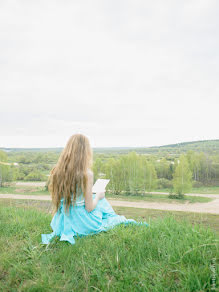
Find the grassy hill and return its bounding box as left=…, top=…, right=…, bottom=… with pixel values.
left=0, top=202, right=218, bottom=291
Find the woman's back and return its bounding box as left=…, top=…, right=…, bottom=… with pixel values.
left=74, top=189, right=85, bottom=206
left=60, top=187, right=85, bottom=207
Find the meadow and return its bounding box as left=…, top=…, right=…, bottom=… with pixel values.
left=0, top=199, right=218, bottom=291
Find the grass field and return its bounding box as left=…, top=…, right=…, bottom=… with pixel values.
left=1, top=199, right=219, bottom=234
left=0, top=199, right=218, bottom=291
left=0, top=186, right=213, bottom=204
left=0, top=186, right=49, bottom=196
left=155, top=186, right=219, bottom=194
left=106, top=193, right=212, bottom=204
left=190, top=186, right=219, bottom=194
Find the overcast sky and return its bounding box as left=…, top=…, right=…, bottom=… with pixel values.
left=1, top=1, right=219, bottom=148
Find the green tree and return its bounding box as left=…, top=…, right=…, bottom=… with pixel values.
left=93, top=158, right=105, bottom=181
left=0, top=150, right=7, bottom=162
left=24, top=171, right=47, bottom=181
left=0, top=165, right=14, bottom=186
left=173, top=154, right=192, bottom=198
left=155, top=157, right=171, bottom=179
left=146, top=162, right=158, bottom=192
left=0, top=151, right=14, bottom=186
left=107, top=152, right=157, bottom=196
left=105, top=158, right=124, bottom=195
left=139, top=156, right=157, bottom=193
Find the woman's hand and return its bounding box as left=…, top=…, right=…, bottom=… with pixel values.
left=96, top=191, right=105, bottom=200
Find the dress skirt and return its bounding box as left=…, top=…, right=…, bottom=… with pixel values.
left=41, top=197, right=149, bottom=245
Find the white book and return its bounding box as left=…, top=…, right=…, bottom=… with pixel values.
left=92, top=179, right=110, bottom=193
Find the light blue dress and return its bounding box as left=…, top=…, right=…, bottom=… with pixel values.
left=41, top=191, right=148, bottom=245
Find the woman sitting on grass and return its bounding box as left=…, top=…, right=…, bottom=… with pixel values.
left=41, top=133, right=148, bottom=245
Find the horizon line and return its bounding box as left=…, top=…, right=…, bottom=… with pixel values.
left=1, top=138, right=219, bottom=150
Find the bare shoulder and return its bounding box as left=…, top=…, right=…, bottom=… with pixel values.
left=86, top=169, right=94, bottom=189
left=87, top=169, right=94, bottom=179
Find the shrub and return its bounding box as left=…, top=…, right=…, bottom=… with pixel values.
left=24, top=171, right=47, bottom=181
left=192, top=180, right=204, bottom=188
left=157, top=178, right=173, bottom=189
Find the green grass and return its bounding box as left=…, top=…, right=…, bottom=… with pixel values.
left=0, top=186, right=48, bottom=196
left=106, top=193, right=212, bottom=204
left=0, top=186, right=17, bottom=193
left=155, top=186, right=219, bottom=194
left=190, top=186, right=219, bottom=194
left=0, top=186, right=213, bottom=204
left=0, top=200, right=218, bottom=291
left=1, top=198, right=219, bottom=234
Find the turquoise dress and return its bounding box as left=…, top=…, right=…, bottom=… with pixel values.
left=41, top=191, right=148, bottom=245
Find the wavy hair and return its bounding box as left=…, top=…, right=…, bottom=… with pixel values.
left=49, top=134, right=93, bottom=213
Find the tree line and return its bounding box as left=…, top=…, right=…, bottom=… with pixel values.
left=1, top=149, right=219, bottom=196
left=93, top=150, right=219, bottom=196
left=93, top=151, right=194, bottom=197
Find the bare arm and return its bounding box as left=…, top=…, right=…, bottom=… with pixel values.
left=84, top=171, right=105, bottom=212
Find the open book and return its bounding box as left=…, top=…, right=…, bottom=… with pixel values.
left=92, top=179, right=110, bottom=193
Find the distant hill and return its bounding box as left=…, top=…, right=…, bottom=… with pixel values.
left=93, top=140, right=219, bottom=156
left=0, top=147, right=63, bottom=153
left=1, top=139, right=219, bottom=156
left=143, top=139, right=219, bottom=156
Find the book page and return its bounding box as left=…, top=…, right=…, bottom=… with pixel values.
left=92, top=179, right=110, bottom=193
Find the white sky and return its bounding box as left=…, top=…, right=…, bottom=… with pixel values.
left=1, top=0, right=219, bottom=148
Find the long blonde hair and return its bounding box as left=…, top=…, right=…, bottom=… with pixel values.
left=49, top=134, right=93, bottom=213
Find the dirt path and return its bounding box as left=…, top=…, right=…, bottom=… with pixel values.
left=14, top=182, right=219, bottom=197
left=15, top=182, right=46, bottom=187
left=1, top=193, right=219, bottom=214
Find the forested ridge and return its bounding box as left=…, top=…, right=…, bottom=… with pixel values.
left=1, top=139, right=219, bottom=155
